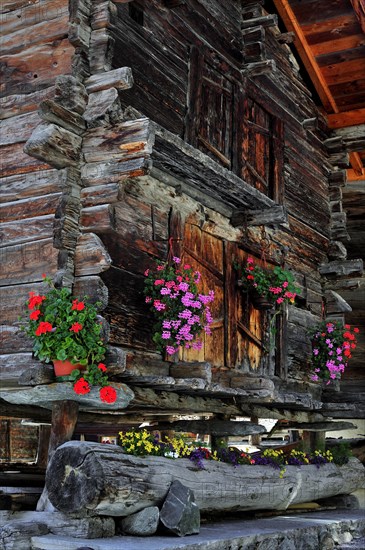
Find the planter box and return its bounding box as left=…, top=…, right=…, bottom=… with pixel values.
left=46, top=441, right=365, bottom=517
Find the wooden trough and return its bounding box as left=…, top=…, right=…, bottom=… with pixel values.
left=46, top=441, right=365, bottom=517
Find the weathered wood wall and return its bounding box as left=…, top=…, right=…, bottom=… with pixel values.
left=1, top=0, right=363, bottom=431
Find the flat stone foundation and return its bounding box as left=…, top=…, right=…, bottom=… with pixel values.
left=29, top=510, right=365, bottom=550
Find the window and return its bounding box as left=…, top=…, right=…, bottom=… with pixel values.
left=173, top=218, right=284, bottom=375
left=242, top=97, right=284, bottom=202
left=185, top=47, right=241, bottom=170
left=185, top=49, right=283, bottom=202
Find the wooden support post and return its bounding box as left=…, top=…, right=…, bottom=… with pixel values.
left=36, top=424, right=51, bottom=469
left=210, top=415, right=229, bottom=452
left=48, top=400, right=80, bottom=460
left=302, top=430, right=326, bottom=453
left=250, top=415, right=262, bottom=447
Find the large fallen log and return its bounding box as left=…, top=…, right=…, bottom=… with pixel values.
left=46, top=441, right=365, bottom=517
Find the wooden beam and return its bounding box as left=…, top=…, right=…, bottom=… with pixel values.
left=310, top=34, right=365, bottom=57
left=349, top=152, right=365, bottom=175
left=327, top=108, right=365, bottom=129
left=231, top=205, right=288, bottom=227
left=347, top=168, right=365, bottom=181
left=152, top=419, right=267, bottom=436
left=350, top=0, right=365, bottom=33
left=272, top=0, right=338, bottom=113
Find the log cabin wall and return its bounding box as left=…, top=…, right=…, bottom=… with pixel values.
left=0, top=0, right=362, bottom=429
left=91, top=0, right=334, bottom=383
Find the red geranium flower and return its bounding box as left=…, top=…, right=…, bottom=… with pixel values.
left=74, top=377, right=90, bottom=395
left=72, top=299, right=85, bottom=311
left=28, top=293, right=46, bottom=310
left=30, top=309, right=41, bottom=321
left=354, top=327, right=359, bottom=333
left=99, top=386, right=117, bottom=404
left=98, top=363, right=107, bottom=372
left=70, top=322, right=83, bottom=333
left=35, top=321, right=53, bottom=336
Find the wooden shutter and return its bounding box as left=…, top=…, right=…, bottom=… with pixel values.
left=180, top=225, right=272, bottom=372
left=226, top=244, right=269, bottom=372
left=242, top=97, right=283, bottom=202
left=185, top=48, right=234, bottom=169
left=180, top=223, right=225, bottom=366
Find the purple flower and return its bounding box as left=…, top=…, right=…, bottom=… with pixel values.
left=179, top=309, right=192, bottom=319
left=162, top=331, right=171, bottom=340
left=173, top=257, right=181, bottom=264
left=178, top=282, right=189, bottom=292
left=313, top=348, right=319, bottom=356
left=160, top=287, right=171, bottom=295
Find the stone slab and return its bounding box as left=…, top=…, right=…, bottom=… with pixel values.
left=30, top=510, right=365, bottom=550
left=0, top=382, right=134, bottom=411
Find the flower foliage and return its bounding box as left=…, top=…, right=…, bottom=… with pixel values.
left=310, top=321, right=359, bottom=384
left=23, top=275, right=116, bottom=404
left=144, top=257, right=215, bottom=356
left=119, top=429, right=254, bottom=469
left=234, top=256, right=298, bottom=306
left=118, top=430, right=340, bottom=474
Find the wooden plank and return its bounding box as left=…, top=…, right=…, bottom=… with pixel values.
left=321, top=58, right=365, bottom=86
left=38, top=100, right=86, bottom=136
left=272, top=0, right=338, bottom=112
left=350, top=0, right=365, bottom=33
left=0, top=39, right=74, bottom=98
left=24, top=123, right=82, bottom=169
left=1, top=0, right=68, bottom=35
left=347, top=168, right=365, bottom=181
left=80, top=205, right=116, bottom=233
left=82, top=118, right=154, bottom=163
left=327, top=108, right=365, bottom=128
left=349, top=152, right=365, bottom=175
left=81, top=157, right=151, bottom=186
left=0, top=169, right=62, bottom=203
left=0, top=142, right=52, bottom=177
left=316, top=45, right=365, bottom=68
left=0, top=215, right=55, bottom=246
left=0, top=193, right=61, bottom=222
left=303, top=15, right=361, bottom=45
left=1, top=10, right=69, bottom=56
left=0, top=112, right=42, bottom=146
left=155, top=419, right=267, bottom=436
left=0, top=239, right=58, bottom=287
left=311, top=33, right=365, bottom=56
left=0, top=86, right=55, bottom=120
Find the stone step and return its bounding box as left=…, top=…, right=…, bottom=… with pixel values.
left=30, top=510, right=365, bottom=550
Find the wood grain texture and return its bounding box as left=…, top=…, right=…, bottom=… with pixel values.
left=46, top=441, right=365, bottom=516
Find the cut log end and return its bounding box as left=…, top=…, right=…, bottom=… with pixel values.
left=46, top=441, right=105, bottom=512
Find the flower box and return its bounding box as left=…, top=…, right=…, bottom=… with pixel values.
left=45, top=442, right=364, bottom=517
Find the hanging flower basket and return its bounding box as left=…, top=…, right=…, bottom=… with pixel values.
left=309, top=321, right=359, bottom=385
left=234, top=256, right=299, bottom=311
left=248, top=288, right=275, bottom=311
